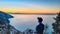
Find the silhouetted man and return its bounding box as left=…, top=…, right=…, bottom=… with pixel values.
left=36, top=17, right=44, bottom=34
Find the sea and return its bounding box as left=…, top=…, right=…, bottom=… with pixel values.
left=9, top=14, right=56, bottom=34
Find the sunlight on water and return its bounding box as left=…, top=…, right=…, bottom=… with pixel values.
left=10, top=14, right=56, bottom=34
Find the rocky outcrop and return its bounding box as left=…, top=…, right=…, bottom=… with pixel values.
left=0, top=11, right=21, bottom=34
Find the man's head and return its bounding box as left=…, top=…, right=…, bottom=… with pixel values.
left=37, top=17, right=43, bottom=23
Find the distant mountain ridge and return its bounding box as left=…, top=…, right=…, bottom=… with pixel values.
left=9, top=13, right=56, bottom=15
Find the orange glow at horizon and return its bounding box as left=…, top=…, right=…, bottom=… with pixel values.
left=0, top=8, right=60, bottom=14
left=0, top=0, right=60, bottom=14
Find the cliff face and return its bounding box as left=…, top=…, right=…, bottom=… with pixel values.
left=0, top=11, right=21, bottom=34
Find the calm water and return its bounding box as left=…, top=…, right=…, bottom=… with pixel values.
left=10, top=14, right=56, bottom=34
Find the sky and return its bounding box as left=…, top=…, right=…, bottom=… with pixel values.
left=0, top=0, right=60, bottom=13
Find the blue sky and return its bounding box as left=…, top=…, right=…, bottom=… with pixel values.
left=0, top=0, right=59, bottom=8
left=0, top=0, right=60, bottom=13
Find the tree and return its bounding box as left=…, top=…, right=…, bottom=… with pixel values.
left=52, top=12, right=60, bottom=34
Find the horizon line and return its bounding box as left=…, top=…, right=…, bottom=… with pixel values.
left=9, top=13, right=57, bottom=15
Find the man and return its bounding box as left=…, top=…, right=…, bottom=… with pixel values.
left=36, top=17, right=44, bottom=34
